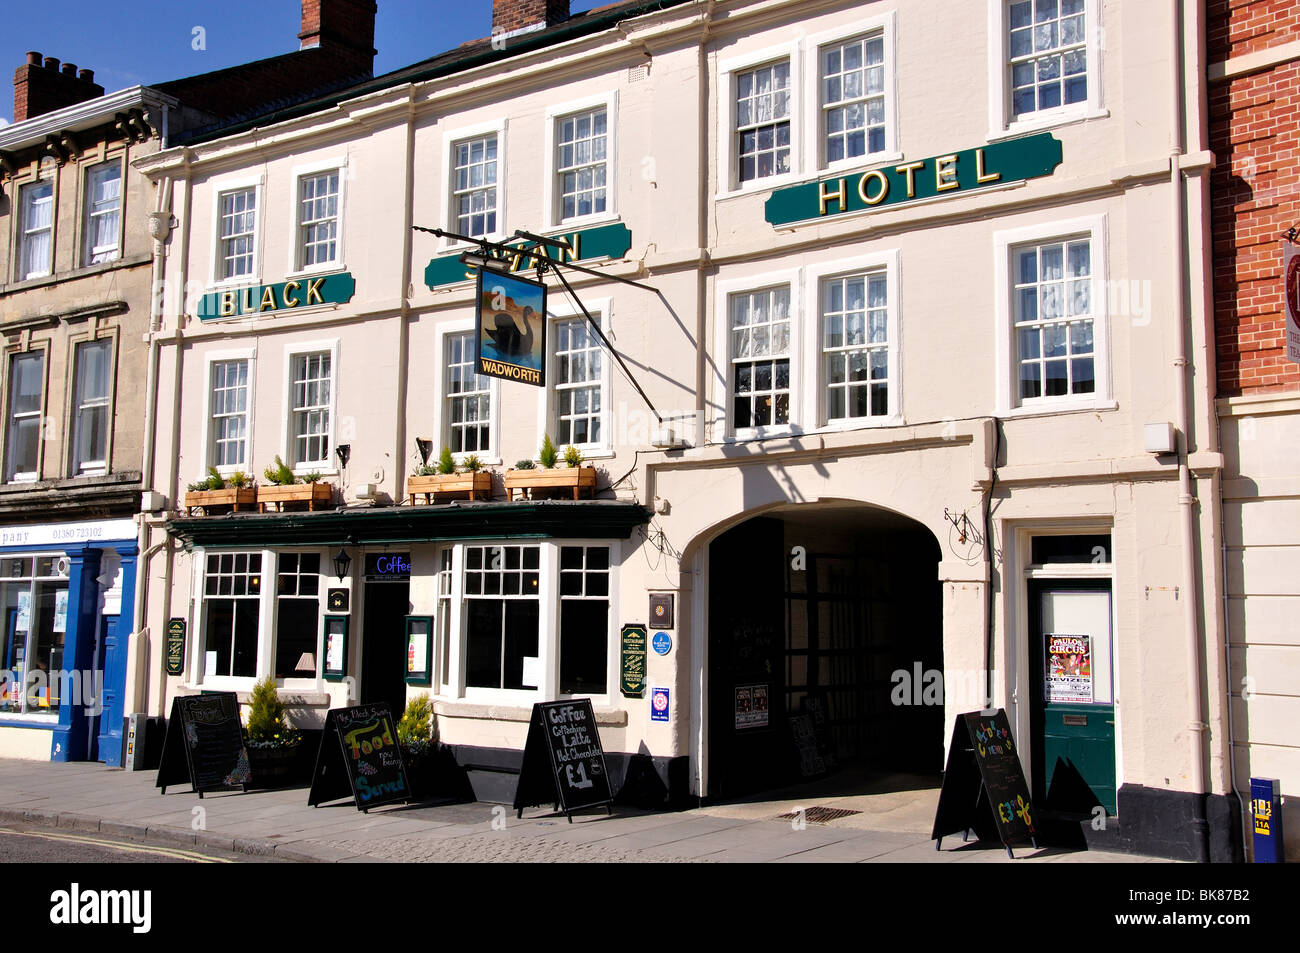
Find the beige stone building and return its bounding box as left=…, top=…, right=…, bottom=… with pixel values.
left=133, top=0, right=1257, bottom=860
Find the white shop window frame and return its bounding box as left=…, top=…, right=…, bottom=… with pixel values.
left=441, top=118, right=508, bottom=251
left=279, top=339, right=339, bottom=477
left=535, top=296, right=613, bottom=459
left=285, top=156, right=348, bottom=277
left=543, top=91, right=619, bottom=230
left=439, top=538, right=618, bottom=707
left=803, top=11, right=903, bottom=175
left=986, top=0, right=1106, bottom=141
left=80, top=157, right=125, bottom=267
left=16, top=177, right=56, bottom=282
left=189, top=546, right=328, bottom=692
left=433, top=319, right=501, bottom=466
left=717, top=41, right=804, bottom=197
left=993, top=214, right=1114, bottom=416
left=805, top=249, right=904, bottom=432
left=208, top=174, right=265, bottom=287
left=713, top=269, right=803, bottom=442
left=200, top=347, right=257, bottom=478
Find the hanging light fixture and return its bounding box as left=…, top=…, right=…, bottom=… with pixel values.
left=333, top=545, right=352, bottom=582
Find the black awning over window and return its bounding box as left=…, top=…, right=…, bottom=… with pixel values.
left=167, top=499, right=652, bottom=549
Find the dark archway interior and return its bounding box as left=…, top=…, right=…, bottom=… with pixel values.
left=707, top=503, right=944, bottom=800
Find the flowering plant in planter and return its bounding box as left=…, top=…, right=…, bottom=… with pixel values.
left=245, top=675, right=301, bottom=749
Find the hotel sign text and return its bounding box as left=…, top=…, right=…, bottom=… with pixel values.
left=764, top=133, right=1062, bottom=227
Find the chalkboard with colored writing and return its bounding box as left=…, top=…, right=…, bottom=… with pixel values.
left=513, top=699, right=613, bottom=822
left=931, top=709, right=1037, bottom=857
left=156, top=693, right=251, bottom=797
left=307, top=703, right=411, bottom=812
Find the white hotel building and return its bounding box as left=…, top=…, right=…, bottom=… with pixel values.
left=129, top=0, right=1255, bottom=860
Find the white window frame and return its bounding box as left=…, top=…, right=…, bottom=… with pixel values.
left=81, top=159, right=124, bottom=267
left=191, top=547, right=271, bottom=689
left=441, top=119, right=508, bottom=250
left=536, top=297, right=613, bottom=459
left=804, top=12, right=901, bottom=174
left=543, top=91, right=619, bottom=230
left=68, top=336, right=115, bottom=477
left=201, top=348, right=257, bottom=478
left=433, top=320, right=501, bottom=465
left=4, top=348, right=47, bottom=483
left=441, top=538, right=618, bottom=707
left=272, top=548, right=327, bottom=690
left=209, top=175, right=263, bottom=286
left=17, top=180, right=55, bottom=281
left=717, top=41, right=803, bottom=197
left=804, top=250, right=903, bottom=432
left=287, top=158, right=347, bottom=276
left=987, top=0, right=1105, bottom=140
left=993, top=214, right=1113, bottom=415
left=713, top=270, right=803, bottom=442
left=280, top=340, right=339, bottom=476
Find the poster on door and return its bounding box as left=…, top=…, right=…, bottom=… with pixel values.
left=1045, top=634, right=1093, bottom=703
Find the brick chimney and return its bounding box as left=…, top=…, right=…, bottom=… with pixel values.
left=493, top=0, right=571, bottom=35
left=299, top=0, right=378, bottom=75
left=13, top=52, right=104, bottom=123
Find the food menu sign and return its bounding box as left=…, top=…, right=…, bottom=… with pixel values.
left=620, top=624, right=647, bottom=698
left=1046, top=633, right=1093, bottom=703
left=307, top=703, right=410, bottom=811
left=931, top=709, right=1036, bottom=855
left=155, top=693, right=251, bottom=797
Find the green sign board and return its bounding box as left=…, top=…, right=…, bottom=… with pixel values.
left=424, top=223, right=633, bottom=289
left=196, top=271, right=356, bottom=321
left=764, top=133, right=1062, bottom=227
left=166, top=618, right=186, bottom=675
left=620, top=623, right=648, bottom=698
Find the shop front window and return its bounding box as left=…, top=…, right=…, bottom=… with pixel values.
left=463, top=544, right=540, bottom=691
left=559, top=546, right=609, bottom=695
left=0, top=555, right=71, bottom=715
left=275, top=552, right=320, bottom=678
left=201, top=553, right=262, bottom=679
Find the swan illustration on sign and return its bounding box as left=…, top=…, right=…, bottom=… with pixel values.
left=476, top=270, right=547, bottom=386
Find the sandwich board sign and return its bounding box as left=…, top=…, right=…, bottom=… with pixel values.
left=931, top=709, right=1037, bottom=858
left=156, top=693, right=251, bottom=797
left=307, top=703, right=411, bottom=812
left=513, top=699, right=613, bottom=822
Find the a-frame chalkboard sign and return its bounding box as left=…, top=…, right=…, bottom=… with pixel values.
left=156, top=693, right=251, bottom=797
left=931, top=709, right=1038, bottom=858
left=307, top=704, right=411, bottom=812
left=513, top=699, right=613, bottom=823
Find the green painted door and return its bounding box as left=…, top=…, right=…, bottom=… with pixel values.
left=1029, top=581, right=1116, bottom=816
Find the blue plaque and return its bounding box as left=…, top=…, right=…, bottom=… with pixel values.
left=652, top=631, right=672, bottom=656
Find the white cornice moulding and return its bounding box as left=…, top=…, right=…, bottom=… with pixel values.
left=1208, top=40, right=1300, bottom=82
left=0, top=86, right=179, bottom=152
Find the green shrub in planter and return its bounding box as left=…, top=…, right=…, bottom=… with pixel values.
left=245, top=675, right=301, bottom=749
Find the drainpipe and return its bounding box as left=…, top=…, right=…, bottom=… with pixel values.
left=1170, top=0, right=1210, bottom=863
left=393, top=89, right=418, bottom=503
left=129, top=177, right=172, bottom=717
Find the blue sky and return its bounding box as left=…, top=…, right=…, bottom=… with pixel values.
left=1, top=0, right=608, bottom=124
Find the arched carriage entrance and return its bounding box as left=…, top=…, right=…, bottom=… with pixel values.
left=703, top=502, right=944, bottom=800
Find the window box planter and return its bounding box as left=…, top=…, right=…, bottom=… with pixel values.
left=504, top=466, right=596, bottom=500
left=183, top=487, right=258, bottom=516
left=257, top=481, right=334, bottom=512
left=407, top=472, right=493, bottom=504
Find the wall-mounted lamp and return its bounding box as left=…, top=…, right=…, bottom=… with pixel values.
left=459, top=250, right=512, bottom=273
left=335, top=444, right=351, bottom=469
left=333, top=546, right=353, bottom=582
left=415, top=438, right=433, bottom=467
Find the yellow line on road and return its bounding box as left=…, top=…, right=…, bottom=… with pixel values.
left=0, top=827, right=232, bottom=863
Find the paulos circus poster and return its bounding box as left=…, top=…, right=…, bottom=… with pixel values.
left=476, top=270, right=547, bottom=386
left=1045, top=633, right=1093, bottom=703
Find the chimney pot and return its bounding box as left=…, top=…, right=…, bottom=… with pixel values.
left=43, top=57, right=59, bottom=71
left=26, top=51, right=42, bottom=66
left=61, top=63, right=76, bottom=76
left=78, top=68, right=93, bottom=83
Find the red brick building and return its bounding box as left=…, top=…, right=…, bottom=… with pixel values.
left=1208, top=0, right=1299, bottom=860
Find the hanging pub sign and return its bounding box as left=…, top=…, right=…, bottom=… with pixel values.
left=932, top=709, right=1037, bottom=858
left=1284, top=239, right=1300, bottom=365
left=476, top=269, right=547, bottom=387
left=424, top=222, right=633, bottom=290
left=165, top=618, right=186, bottom=675
left=514, top=699, right=614, bottom=822
left=764, top=132, right=1062, bottom=227
left=155, top=692, right=251, bottom=797
left=196, top=272, right=356, bottom=321
left=620, top=623, right=647, bottom=698
left=307, top=703, right=411, bottom=812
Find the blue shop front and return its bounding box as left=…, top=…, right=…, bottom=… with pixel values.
left=0, top=518, right=137, bottom=765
